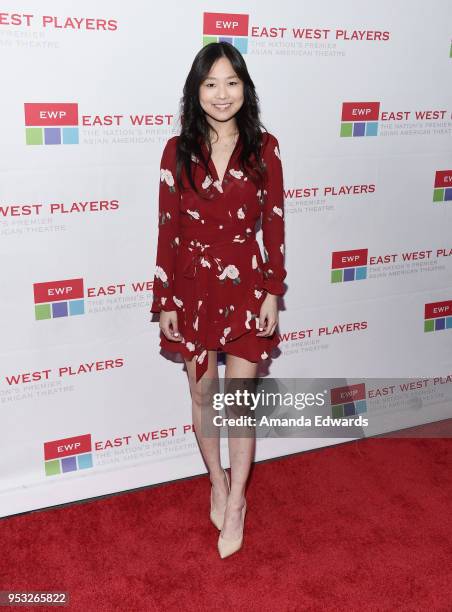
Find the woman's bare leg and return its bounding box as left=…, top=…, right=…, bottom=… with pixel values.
left=184, top=350, right=229, bottom=514
left=221, top=353, right=258, bottom=539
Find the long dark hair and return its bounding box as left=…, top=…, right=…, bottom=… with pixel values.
left=175, top=41, right=268, bottom=198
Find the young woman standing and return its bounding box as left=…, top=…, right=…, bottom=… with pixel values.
left=150, top=42, right=286, bottom=558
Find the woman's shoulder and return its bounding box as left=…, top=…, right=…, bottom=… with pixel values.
left=260, top=131, right=280, bottom=157
left=260, top=130, right=278, bottom=145
left=160, top=135, right=179, bottom=163
left=163, top=134, right=179, bottom=150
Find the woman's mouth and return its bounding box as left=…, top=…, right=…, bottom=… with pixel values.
left=213, top=103, right=232, bottom=110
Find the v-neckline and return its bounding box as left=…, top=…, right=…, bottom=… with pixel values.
left=201, top=134, right=241, bottom=189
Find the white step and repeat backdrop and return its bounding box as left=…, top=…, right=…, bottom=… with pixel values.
left=1, top=1, right=451, bottom=517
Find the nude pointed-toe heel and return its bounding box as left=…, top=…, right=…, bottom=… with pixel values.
left=210, top=468, right=231, bottom=530
left=217, top=501, right=247, bottom=559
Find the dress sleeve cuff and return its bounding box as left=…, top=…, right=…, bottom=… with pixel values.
left=261, top=268, right=286, bottom=296
left=150, top=294, right=177, bottom=313
left=262, top=279, right=285, bottom=296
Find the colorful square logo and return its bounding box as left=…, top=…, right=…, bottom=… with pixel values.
left=424, top=300, right=452, bottom=332
left=330, top=383, right=367, bottom=418
left=44, top=434, right=93, bottom=476
left=203, top=12, right=249, bottom=53
left=33, top=278, right=85, bottom=320
left=340, top=102, right=380, bottom=137
left=24, top=102, right=79, bottom=145
left=331, top=249, right=368, bottom=282
left=433, top=170, right=452, bottom=203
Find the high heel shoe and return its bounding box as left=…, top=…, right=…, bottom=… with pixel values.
left=210, top=468, right=231, bottom=530
left=217, top=500, right=247, bottom=559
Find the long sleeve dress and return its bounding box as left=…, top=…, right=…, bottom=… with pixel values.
left=150, top=131, right=287, bottom=383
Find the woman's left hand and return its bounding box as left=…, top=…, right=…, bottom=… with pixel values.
left=256, top=293, right=279, bottom=337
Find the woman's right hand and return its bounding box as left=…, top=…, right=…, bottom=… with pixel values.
left=159, top=310, right=182, bottom=342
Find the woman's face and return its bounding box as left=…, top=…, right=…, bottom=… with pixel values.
left=199, top=56, right=244, bottom=126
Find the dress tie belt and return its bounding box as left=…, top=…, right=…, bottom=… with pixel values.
left=179, top=233, right=256, bottom=383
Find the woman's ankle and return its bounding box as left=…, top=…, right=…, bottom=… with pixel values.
left=209, top=468, right=226, bottom=485
left=226, top=495, right=246, bottom=510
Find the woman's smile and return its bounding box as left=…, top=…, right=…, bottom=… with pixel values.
left=213, top=103, right=232, bottom=111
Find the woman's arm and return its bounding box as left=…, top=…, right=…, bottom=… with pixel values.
left=150, top=136, right=181, bottom=313
left=260, top=132, right=287, bottom=297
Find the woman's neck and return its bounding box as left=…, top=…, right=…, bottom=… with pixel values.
left=207, top=120, right=239, bottom=142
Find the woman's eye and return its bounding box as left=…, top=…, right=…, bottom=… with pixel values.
left=229, top=81, right=238, bottom=85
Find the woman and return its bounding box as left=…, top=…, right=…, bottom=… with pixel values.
left=150, top=41, right=287, bottom=558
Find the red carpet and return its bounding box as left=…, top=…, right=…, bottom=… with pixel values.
left=1, top=430, right=451, bottom=611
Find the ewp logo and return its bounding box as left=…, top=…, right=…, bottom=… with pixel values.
left=44, top=434, right=93, bottom=476
left=203, top=12, right=249, bottom=53
left=331, top=249, right=368, bottom=282
left=433, top=170, right=452, bottom=202
left=340, top=102, right=380, bottom=137
left=24, top=102, right=79, bottom=145
left=424, top=300, right=452, bottom=332
left=33, top=278, right=85, bottom=320
left=330, top=383, right=367, bottom=418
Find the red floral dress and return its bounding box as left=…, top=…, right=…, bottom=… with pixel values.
left=150, top=131, right=287, bottom=382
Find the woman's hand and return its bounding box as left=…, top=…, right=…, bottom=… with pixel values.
left=256, top=293, right=279, bottom=337
left=159, top=310, right=183, bottom=342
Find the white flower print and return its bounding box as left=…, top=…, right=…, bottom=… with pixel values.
left=193, top=316, right=199, bottom=331
left=219, top=225, right=223, bottom=229
left=186, top=342, right=195, bottom=352
left=237, top=207, right=245, bottom=219
left=198, top=300, right=203, bottom=309
left=173, top=296, right=183, bottom=308
left=230, top=305, right=235, bottom=311
left=197, top=349, right=207, bottom=365
left=160, top=168, right=175, bottom=188
left=223, top=327, right=231, bottom=338
left=202, top=175, right=213, bottom=190
left=220, top=337, right=226, bottom=345
left=218, top=264, right=240, bottom=281
left=229, top=169, right=244, bottom=179
left=261, top=351, right=269, bottom=359
left=187, top=209, right=200, bottom=220
left=191, top=153, right=199, bottom=163
left=273, top=206, right=283, bottom=217
left=245, top=310, right=253, bottom=329
left=155, top=265, right=168, bottom=283
left=254, top=289, right=263, bottom=299
left=175, top=236, right=180, bottom=245
left=233, top=235, right=246, bottom=243
left=200, top=257, right=211, bottom=268
left=280, top=243, right=284, bottom=254
left=252, top=255, right=258, bottom=269
left=161, top=296, right=167, bottom=305
left=274, top=145, right=281, bottom=160
left=213, top=180, right=224, bottom=193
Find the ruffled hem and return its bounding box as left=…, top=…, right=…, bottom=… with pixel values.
left=159, top=326, right=280, bottom=364
left=157, top=282, right=279, bottom=365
